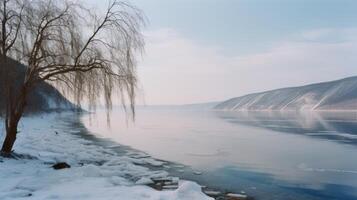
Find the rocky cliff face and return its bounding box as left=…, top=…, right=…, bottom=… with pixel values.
left=215, top=76, right=357, bottom=111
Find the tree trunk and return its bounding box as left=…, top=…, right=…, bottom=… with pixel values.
left=1, top=85, right=27, bottom=154
left=1, top=121, right=18, bottom=154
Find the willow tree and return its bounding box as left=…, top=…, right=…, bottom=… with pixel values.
left=0, top=0, right=145, bottom=154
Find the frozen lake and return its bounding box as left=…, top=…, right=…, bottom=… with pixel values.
left=82, top=107, right=357, bottom=200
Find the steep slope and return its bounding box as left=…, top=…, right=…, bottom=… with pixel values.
left=0, top=58, right=75, bottom=112
left=215, top=76, right=357, bottom=111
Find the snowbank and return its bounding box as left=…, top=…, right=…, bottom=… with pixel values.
left=0, top=113, right=212, bottom=200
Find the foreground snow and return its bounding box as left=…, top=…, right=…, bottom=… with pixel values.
left=0, top=113, right=212, bottom=200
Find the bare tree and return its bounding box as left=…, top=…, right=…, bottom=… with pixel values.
left=0, top=0, right=25, bottom=154
left=0, top=0, right=145, bottom=154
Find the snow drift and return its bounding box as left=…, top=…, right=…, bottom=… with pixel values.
left=0, top=113, right=212, bottom=200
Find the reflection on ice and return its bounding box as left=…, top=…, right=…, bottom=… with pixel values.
left=215, top=111, right=357, bottom=146
left=82, top=108, right=357, bottom=200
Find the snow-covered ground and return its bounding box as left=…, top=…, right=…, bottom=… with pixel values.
left=0, top=113, right=212, bottom=200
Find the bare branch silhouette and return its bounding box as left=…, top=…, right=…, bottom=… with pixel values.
left=0, top=0, right=145, bottom=154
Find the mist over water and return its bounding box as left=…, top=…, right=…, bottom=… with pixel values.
left=82, top=107, right=357, bottom=200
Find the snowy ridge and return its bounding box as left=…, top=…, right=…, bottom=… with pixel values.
left=215, top=76, right=357, bottom=111
left=0, top=113, right=211, bottom=200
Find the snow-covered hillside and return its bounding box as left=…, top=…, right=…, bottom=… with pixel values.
left=215, top=76, right=357, bottom=111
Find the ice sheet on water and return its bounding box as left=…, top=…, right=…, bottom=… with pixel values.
left=0, top=113, right=212, bottom=200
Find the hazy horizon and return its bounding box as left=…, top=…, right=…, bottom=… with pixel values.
left=88, top=0, right=357, bottom=105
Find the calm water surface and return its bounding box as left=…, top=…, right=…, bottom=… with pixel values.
left=81, top=108, right=357, bottom=200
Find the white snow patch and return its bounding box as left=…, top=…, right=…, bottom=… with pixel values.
left=0, top=113, right=212, bottom=200
left=136, top=177, right=154, bottom=185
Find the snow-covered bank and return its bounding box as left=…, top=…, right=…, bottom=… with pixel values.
left=0, top=113, right=212, bottom=200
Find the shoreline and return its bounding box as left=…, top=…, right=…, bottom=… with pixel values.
left=71, top=113, right=253, bottom=200
left=0, top=112, right=211, bottom=200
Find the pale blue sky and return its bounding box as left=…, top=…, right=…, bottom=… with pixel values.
left=88, top=0, right=357, bottom=104
left=131, top=0, right=357, bottom=53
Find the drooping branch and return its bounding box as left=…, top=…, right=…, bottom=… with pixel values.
left=0, top=0, right=145, bottom=154
left=2, top=0, right=145, bottom=117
